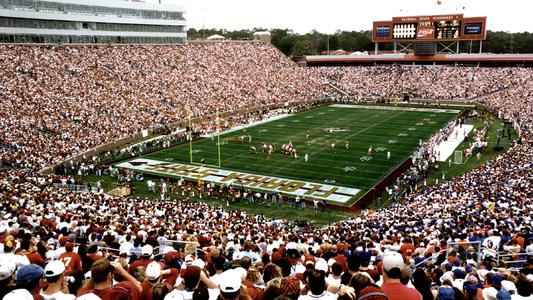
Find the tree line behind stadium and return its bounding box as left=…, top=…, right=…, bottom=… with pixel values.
left=188, top=28, right=533, bottom=59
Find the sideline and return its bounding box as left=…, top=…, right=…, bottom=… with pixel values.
left=330, top=104, right=461, bottom=113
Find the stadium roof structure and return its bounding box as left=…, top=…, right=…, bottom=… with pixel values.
left=305, top=53, right=533, bottom=66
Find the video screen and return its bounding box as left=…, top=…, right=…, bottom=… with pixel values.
left=435, top=20, right=461, bottom=39
left=375, top=26, right=391, bottom=37
left=393, top=23, right=417, bottom=39
left=464, top=22, right=483, bottom=35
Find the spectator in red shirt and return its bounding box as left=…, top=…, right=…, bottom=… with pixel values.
left=380, top=252, right=422, bottom=300
left=139, top=261, right=180, bottom=300
left=77, top=259, right=142, bottom=300
left=59, top=242, right=82, bottom=276
left=399, top=238, right=416, bottom=256
left=85, top=244, right=104, bottom=266
left=128, top=245, right=154, bottom=274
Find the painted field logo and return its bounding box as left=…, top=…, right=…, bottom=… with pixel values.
left=343, top=166, right=356, bottom=172
left=360, top=156, right=372, bottom=161
left=116, top=158, right=360, bottom=203
left=324, top=128, right=348, bottom=133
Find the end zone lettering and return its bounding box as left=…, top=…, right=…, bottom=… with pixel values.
left=116, top=158, right=361, bottom=203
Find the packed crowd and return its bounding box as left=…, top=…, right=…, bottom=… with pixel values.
left=0, top=44, right=532, bottom=300
left=0, top=43, right=334, bottom=170
left=0, top=162, right=532, bottom=300
left=317, top=66, right=530, bottom=100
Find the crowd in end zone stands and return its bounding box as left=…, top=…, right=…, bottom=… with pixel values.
left=317, top=66, right=530, bottom=100
left=0, top=43, right=532, bottom=300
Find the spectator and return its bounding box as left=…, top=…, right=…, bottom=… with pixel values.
left=380, top=252, right=422, bottom=300
left=41, top=260, right=75, bottom=300
left=77, top=259, right=141, bottom=300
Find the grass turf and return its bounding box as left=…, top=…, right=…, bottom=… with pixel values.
left=140, top=105, right=459, bottom=204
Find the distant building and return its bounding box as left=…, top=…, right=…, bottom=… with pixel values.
left=253, top=31, right=271, bottom=43
left=206, top=34, right=225, bottom=41
left=0, top=0, right=186, bottom=44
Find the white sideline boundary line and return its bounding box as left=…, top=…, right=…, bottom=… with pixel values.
left=201, top=114, right=291, bottom=138
left=330, top=104, right=461, bottom=114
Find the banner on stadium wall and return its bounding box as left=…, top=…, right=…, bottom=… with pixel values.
left=116, top=158, right=360, bottom=203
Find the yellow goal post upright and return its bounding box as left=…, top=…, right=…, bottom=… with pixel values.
left=188, top=110, right=193, bottom=164
left=188, top=110, right=222, bottom=168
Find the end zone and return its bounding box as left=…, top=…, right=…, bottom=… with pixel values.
left=116, top=158, right=360, bottom=203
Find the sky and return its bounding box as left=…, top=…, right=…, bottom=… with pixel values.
left=147, top=0, right=532, bottom=34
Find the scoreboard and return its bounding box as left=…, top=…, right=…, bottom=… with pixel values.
left=372, top=14, right=486, bottom=42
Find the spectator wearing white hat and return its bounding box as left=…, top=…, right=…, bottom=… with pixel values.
left=0, top=259, right=17, bottom=299
left=218, top=269, right=248, bottom=300
left=140, top=261, right=180, bottom=300
left=379, top=252, right=422, bottom=300
left=41, top=260, right=75, bottom=300
left=128, top=245, right=154, bottom=274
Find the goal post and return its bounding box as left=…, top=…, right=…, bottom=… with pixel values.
left=454, top=150, right=463, bottom=165
left=188, top=111, right=222, bottom=168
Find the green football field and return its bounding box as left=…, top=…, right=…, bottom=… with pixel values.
left=137, top=105, right=459, bottom=204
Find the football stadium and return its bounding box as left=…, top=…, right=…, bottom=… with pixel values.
left=0, top=1, right=532, bottom=300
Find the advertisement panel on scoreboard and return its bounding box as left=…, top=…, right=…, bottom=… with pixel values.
left=416, top=26, right=435, bottom=39
left=372, top=14, right=486, bottom=42
left=464, top=22, right=483, bottom=35
left=375, top=25, right=391, bottom=37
